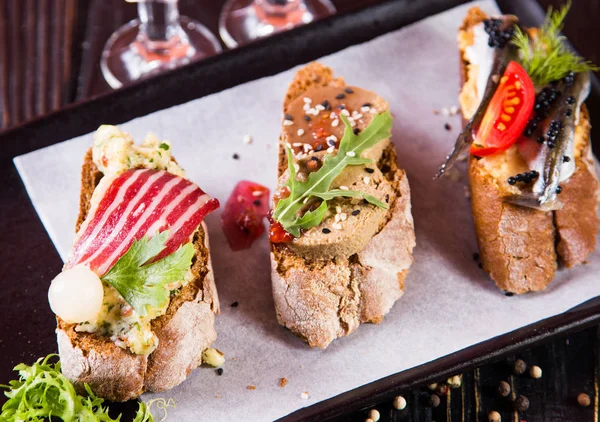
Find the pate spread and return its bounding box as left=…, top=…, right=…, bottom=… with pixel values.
left=276, top=84, right=396, bottom=260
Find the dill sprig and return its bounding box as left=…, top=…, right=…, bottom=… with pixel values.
left=512, top=0, right=598, bottom=86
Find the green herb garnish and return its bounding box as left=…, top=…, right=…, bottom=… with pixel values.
left=102, top=231, right=194, bottom=316
left=0, top=354, right=154, bottom=421
left=512, top=1, right=598, bottom=86
left=159, top=143, right=170, bottom=150
left=273, top=111, right=392, bottom=236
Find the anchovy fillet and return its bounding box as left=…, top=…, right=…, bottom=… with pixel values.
left=506, top=71, right=590, bottom=210
left=435, top=16, right=518, bottom=179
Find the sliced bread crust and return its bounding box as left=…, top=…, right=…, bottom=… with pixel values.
left=460, top=7, right=599, bottom=293
left=270, top=63, right=416, bottom=348
left=57, top=149, right=219, bottom=402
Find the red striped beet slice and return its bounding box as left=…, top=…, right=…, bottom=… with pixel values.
left=66, top=169, right=219, bottom=276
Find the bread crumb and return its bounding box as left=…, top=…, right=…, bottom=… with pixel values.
left=279, top=378, right=288, bottom=388
left=243, top=135, right=253, bottom=145
left=301, top=391, right=309, bottom=399
left=215, top=394, right=222, bottom=399
left=231, top=357, right=237, bottom=361
left=247, top=385, right=256, bottom=390
left=202, top=348, right=225, bottom=368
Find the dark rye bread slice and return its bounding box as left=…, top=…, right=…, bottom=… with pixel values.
left=460, top=7, right=599, bottom=293
left=57, top=149, right=219, bottom=402
left=270, top=63, right=416, bottom=349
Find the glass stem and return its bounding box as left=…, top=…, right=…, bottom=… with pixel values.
left=137, top=0, right=188, bottom=55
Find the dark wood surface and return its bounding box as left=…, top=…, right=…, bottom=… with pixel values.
left=0, top=1, right=599, bottom=421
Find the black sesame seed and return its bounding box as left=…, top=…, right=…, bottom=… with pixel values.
left=344, top=87, right=354, bottom=94
left=232, top=153, right=240, bottom=160
left=285, top=113, right=293, bottom=121
left=336, top=93, right=346, bottom=100
left=310, top=156, right=319, bottom=162
left=563, top=156, right=571, bottom=163
left=304, top=115, right=312, bottom=122
left=556, top=186, right=563, bottom=194
left=353, top=128, right=360, bottom=135
left=231, top=301, right=239, bottom=307
left=365, top=168, right=375, bottom=174
left=362, top=102, right=372, bottom=108
left=253, top=199, right=261, bottom=206
left=337, top=104, right=346, bottom=110
left=385, top=194, right=390, bottom=203
left=322, top=228, right=331, bottom=234
left=444, top=123, right=452, bottom=131
left=217, top=368, right=224, bottom=376
left=505, top=292, right=514, bottom=297
left=315, top=144, right=323, bottom=152
left=352, top=209, right=360, bottom=216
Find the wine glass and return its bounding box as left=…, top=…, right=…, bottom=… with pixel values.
left=101, top=0, right=222, bottom=89
left=219, top=0, right=336, bottom=49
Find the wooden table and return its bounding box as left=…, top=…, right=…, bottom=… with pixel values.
left=0, top=1, right=599, bottom=421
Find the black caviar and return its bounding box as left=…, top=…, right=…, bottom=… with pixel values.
left=353, top=128, right=360, bottom=135
left=556, top=185, right=563, bottom=194
left=483, top=18, right=515, bottom=48
left=507, top=170, right=539, bottom=185
left=545, top=120, right=562, bottom=148
left=563, top=71, right=575, bottom=86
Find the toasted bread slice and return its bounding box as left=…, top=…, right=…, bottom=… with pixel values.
left=56, top=149, right=219, bottom=402
left=270, top=63, right=416, bottom=348
left=460, top=7, right=599, bottom=293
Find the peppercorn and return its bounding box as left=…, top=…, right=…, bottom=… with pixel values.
left=393, top=395, right=407, bottom=410
left=514, top=395, right=530, bottom=412
left=529, top=365, right=542, bottom=379
left=368, top=409, right=380, bottom=421
left=577, top=393, right=591, bottom=407
left=448, top=375, right=462, bottom=389
left=498, top=380, right=511, bottom=397
left=513, top=359, right=527, bottom=375
left=435, top=384, right=448, bottom=395
left=429, top=394, right=441, bottom=407
left=488, top=410, right=501, bottom=422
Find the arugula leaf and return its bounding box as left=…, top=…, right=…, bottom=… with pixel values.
left=273, top=111, right=392, bottom=236
left=102, top=231, right=194, bottom=316
left=512, top=1, right=598, bottom=86
left=0, top=355, right=154, bottom=421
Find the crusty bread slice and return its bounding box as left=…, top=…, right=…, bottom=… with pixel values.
left=460, top=7, right=599, bottom=293
left=270, top=63, right=416, bottom=348
left=57, top=149, right=219, bottom=402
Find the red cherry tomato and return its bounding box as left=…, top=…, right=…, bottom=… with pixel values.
left=221, top=181, right=270, bottom=251
left=470, top=61, right=535, bottom=157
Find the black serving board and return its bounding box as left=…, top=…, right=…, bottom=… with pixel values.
left=0, top=0, right=599, bottom=421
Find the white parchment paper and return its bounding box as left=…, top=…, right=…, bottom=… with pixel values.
left=13, top=1, right=600, bottom=420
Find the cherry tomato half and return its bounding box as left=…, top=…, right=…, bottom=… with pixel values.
left=470, top=61, right=535, bottom=157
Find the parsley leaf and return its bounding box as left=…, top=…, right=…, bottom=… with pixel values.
left=512, top=1, right=598, bottom=86
left=0, top=354, right=154, bottom=421
left=102, top=231, right=194, bottom=316
left=273, top=111, right=392, bottom=236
